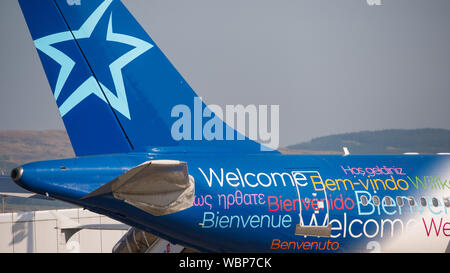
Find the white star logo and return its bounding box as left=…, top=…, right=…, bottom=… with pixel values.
left=33, top=0, right=153, bottom=119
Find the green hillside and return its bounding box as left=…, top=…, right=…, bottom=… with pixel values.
left=287, top=128, right=450, bottom=154
left=0, top=128, right=449, bottom=174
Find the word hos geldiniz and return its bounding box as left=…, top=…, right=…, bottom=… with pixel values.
left=341, top=165, right=406, bottom=177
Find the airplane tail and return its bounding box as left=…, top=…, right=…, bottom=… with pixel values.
left=18, top=0, right=270, bottom=156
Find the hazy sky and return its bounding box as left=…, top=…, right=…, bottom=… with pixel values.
left=0, top=0, right=449, bottom=147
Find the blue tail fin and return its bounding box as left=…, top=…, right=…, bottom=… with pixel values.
left=18, top=0, right=271, bottom=156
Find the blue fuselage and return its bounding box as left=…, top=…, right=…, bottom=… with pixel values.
left=14, top=153, right=450, bottom=252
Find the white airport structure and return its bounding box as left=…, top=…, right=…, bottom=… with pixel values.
left=0, top=208, right=185, bottom=253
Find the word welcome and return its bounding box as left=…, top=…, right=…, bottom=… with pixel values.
left=218, top=190, right=265, bottom=209
left=267, top=194, right=355, bottom=212
left=422, top=217, right=450, bottom=237
left=198, top=168, right=309, bottom=188
left=270, top=239, right=340, bottom=251
left=355, top=191, right=450, bottom=216
left=340, top=165, right=406, bottom=177
left=306, top=212, right=418, bottom=239
left=314, top=176, right=410, bottom=192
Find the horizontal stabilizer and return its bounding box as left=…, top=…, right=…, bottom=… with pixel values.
left=82, top=160, right=195, bottom=216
